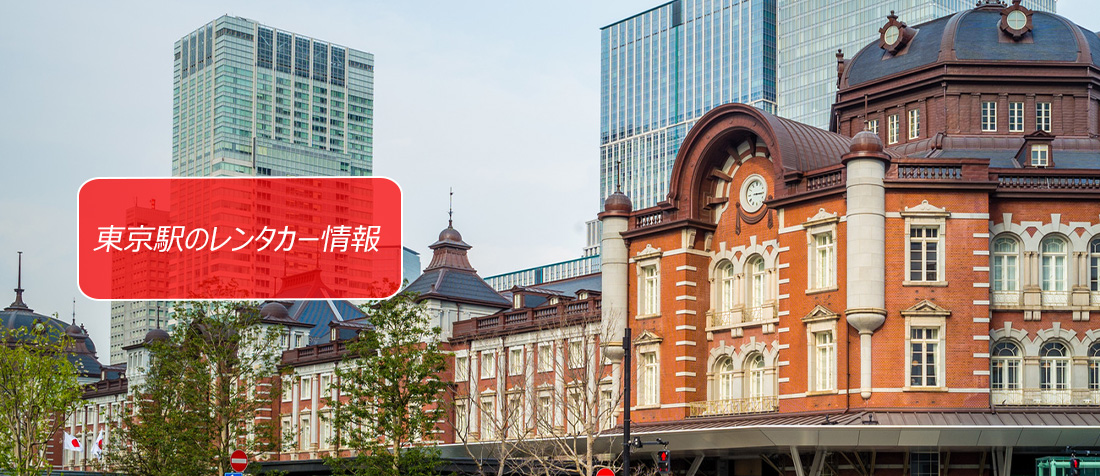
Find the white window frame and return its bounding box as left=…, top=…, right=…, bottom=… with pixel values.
left=637, top=346, right=660, bottom=407
left=455, top=355, right=469, bottom=382
left=746, top=255, right=768, bottom=321
left=319, top=374, right=331, bottom=402
left=481, top=351, right=496, bottom=380
left=1009, top=101, right=1024, bottom=132
left=1036, top=101, right=1051, bottom=132
left=1030, top=144, right=1049, bottom=167
left=902, top=203, right=949, bottom=286
left=716, top=260, right=736, bottom=312
left=908, top=326, right=942, bottom=388
left=992, top=236, right=1020, bottom=292
left=746, top=353, right=767, bottom=398
left=1090, top=238, right=1100, bottom=294
left=715, top=356, right=736, bottom=400
left=639, top=261, right=660, bottom=317
left=599, top=383, right=616, bottom=430
left=887, top=114, right=899, bottom=144
left=568, top=339, right=584, bottom=369
left=536, top=391, right=553, bottom=434
left=908, top=108, right=920, bottom=139
left=505, top=391, right=524, bottom=438
left=537, top=343, right=552, bottom=373
left=866, top=118, right=879, bottom=134
left=299, top=415, right=311, bottom=450
left=814, top=331, right=836, bottom=392
left=981, top=101, right=997, bottom=132
left=990, top=341, right=1021, bottom=391
left=300, top=375, right=312, bottom=400
left=803, top=306, right=840, bottom=394
left=455, top=399, right=469, bottom=439
left=1041, top=236, right=1068, bottom=293
left=479, top=394, right=496, bottom=439
left=1039, top=341, right=1070, bottom=392
left=508, top=347, right=523, bottom=376
left=282, top=378, right=292, bottom=402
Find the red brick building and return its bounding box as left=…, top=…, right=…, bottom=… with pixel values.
left=593, top=2, right=1100, bottom=475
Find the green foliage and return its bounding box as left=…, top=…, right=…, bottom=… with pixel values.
left=326, top=292, right=446, bottom=476
left=0, top=325, right=84, bottom=476
left=106, top=301, right=286, bottom=476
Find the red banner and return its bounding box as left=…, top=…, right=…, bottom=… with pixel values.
left=79, top=177, right=402, bottom=300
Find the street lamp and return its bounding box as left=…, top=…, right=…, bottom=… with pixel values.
left=603, top=327, right=632, bottom=476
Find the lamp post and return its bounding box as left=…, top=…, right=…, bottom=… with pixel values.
left=604, top=327, right=632, bottom=476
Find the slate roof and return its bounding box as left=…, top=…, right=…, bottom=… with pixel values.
left=845, top=7, right=1100, bottom=87
left=406, top=268, right=511, bottom=308
left=286, top=300, right=366, bottom=344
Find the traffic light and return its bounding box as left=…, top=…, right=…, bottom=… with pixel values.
left=656, top=450, right=671, bottom=475
left=1071, top=457, right=1081, bottom=476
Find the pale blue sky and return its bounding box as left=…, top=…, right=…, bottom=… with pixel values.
left=0, top=1, right=1096, bottom=352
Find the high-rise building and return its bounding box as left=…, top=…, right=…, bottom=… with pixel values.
left=777, top=0, right=1055, bottom=129
left=111, top=16, right=378, bottom=363
left=600, top=0, right=778, bottom=211
left=171, top=15, right=374, bottom=178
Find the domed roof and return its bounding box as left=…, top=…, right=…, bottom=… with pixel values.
left=260, top=301, right=290, bottom=320
left=143, top=328, right=170, bottom=344
left=850, top=130, right=885, bottom=154
left=438, top=226, right=463, bottom=243
left=603, top=191, right=633, bottom=214
left=844, top=3, right=1100, bottom=88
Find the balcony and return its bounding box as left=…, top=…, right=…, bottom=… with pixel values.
left=1042, top=291, right=1070, bottom=306
left=688, top=396, right=780, bottom=418
left=451, top=298, right=601, bottom=340
left=992, top=388, right=1100, bottom=406
left=708, top=305, right=776, bottom=329
left=992, top=291, right=1021, bottom=307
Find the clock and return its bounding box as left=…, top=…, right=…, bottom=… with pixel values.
left=741, top=176, right=767, bottom=213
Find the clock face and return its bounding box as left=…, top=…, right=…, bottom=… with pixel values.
left=742, top=177, right=767, bottom=213
left=884, top=26, right=900, bottom=45
left=1007, top=10, right=1026, bottom=30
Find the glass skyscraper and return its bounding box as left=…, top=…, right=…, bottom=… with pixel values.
left=112, top=16, right=377, bottom=363
left=777, top=0, right=1055, bottom=129
left=600, top=0, right=777, bottom=211
left=172, top=15, right=374, bottom=178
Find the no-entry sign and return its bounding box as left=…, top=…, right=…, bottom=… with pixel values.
left=595, top=468, right=616, bottom=476
left=230, top=450, right=248, bottom=472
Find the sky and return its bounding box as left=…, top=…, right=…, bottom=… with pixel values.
left=0, top=0, right=1097, bottom=358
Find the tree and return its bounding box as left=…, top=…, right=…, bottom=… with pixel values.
left=106, top=300, right=285, bottom=476
left=0, top=325, right=85, bottom=476
left=327, top=292, right=447, bottom=476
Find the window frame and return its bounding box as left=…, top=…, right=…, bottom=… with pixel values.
left=1036, top=102, right=1051, bottom=132
left=887, top=114, right=900, bottom=144
left=455, top=354, right=469, bottom=382
left=1009, top=101, right=1024, bottom=132
left=981, top=101, right=997, bottom=132
left=902, top=302, right=950, bottom=392
left=1040, top=236, right=1068, bottom=298
left=1039, top=341, right=1070, bottom=391
left=814, top=331, right=836, bottom=392
left=635, top=250, right=662, bottom=318
left=990, top=341, right=1021, bottom=391
left=537, top=343, right=553, bottom=373
left=867, top=118, right=879, bottom=134
left=300, top=375, right=312, bottom=400
left=908, top=108, right=920, bottom=140
left=568, top=339, right=584, bottom=370
left=746, top=255, right=768, bottom=321
left=637, top=347, right=660, bottom=407
left=1030, top=144, right=1050, bottom=167
left=508, top=347, right=524, bottom=376
left=902, top=202, right=949, bottom=286
left=908, top=326, right=942, bottom=388
left=480, top=350, right=497, bottom=380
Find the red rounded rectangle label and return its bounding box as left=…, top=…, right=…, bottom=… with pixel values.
left=78, top=177, right=402, bottom=300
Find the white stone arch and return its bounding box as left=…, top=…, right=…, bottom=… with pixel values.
left=712, top=137, right=770, bottom=220
left=738, top=339, right=779, bottom=398
left=990, top=325, right=1030, bottom=353
left=1035, top=217, right=1090, bottom=252
left=990, top=214, right=1040, bottom=251
left=1084, top=329, right=1100, bottom=351
left=1035, top=326, right=1083, bottom=356
left=706, top=343, right=739, bottom=373
left=706, top=343, right=740, bottom=400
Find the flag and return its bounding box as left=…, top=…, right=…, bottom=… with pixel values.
left=91, top=430, right=106, bottom=458
left=62, top=431, right=82, bottom=453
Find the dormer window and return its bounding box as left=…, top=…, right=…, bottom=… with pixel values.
left=1000, top=0, right=1033, bottom=41
left=513, top=294, right=522, bottom=309
left=879, top=11, right=916, bottom=55
left=1031, top=145, right=1050, bottom=167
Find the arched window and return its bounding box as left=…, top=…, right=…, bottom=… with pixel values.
left=1089, top=238, right=1100, bottom=292
left=1039, top=342, right=1070, bottom=391
left=1041, top=236, right=1068, bottom=292
left=1090, top=342, right=1100, bottom=391
left=747, top=353, right=766, bottom=399
left=717, top=261, right=735, bottom=312
left=992, top=236, right=1019, bottom=292
left=746, top=256, right=767, bottom=320
left=990, top=341, right=1020, bottom=390
left=715, top=356, right=736, bottom=400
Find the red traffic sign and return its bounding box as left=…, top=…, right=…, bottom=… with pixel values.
left=230, top=450, right=248, bottom=472
left=595, top=468, right=616, bottom=476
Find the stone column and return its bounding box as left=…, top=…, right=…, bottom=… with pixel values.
left=843, top=131, right=890, bottom=400
left=600, top=192, right=632, bottom=345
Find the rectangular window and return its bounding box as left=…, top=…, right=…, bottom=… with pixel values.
left=866, top=119, right=879, bottom=134
left=455, top=356, right=469, bottom=382
left=506, top=392, right=524, bottom=437
left=1030, top=144, right=1049, bottom=167
left=481, top=351, right=496, bottom=379
left=320, top=412, right=332, bottom=448
left=455, top=400, right=468, bottom=438
left=567, top=388, right=583, bottom=434
left=1009, top=101, right=1024, bottom=132
left=537, top=393, right=553, bottom=432
left=641, top=264, right=659, bottom=315
left=299, top=416, right=310, bottom=450
left=1037, top=102, right=1051, bottom=132
left=909, top=226, right=941, bottom=282
left=639, top=350, right=659, bottom=406
left=981, top=101, right=997, bottom=131
left=600, top=386, right=615, bottom=429
left=480, top=396, right=495, bottom=439
left=281, top=417, right=293, bottom=451
left=910, top=327, right=939, bottom=387
left=537, top=343, right=552, bottom=373
left=911, top=452, right=940, bottom=476
left=888, top=114, right=899, bottom=144
left=300, top=376, right=312, bottom=400
left=813, top=232, right=835, bottom=289
left=319, top=374, right=331, bottom=399
left=508, top=347, right=523, bottom=376
left=815, top=331, right=836, bottom=391
left=569, top=339, right=584, bottom=369
left=908, top=109, right=920, bottom=139
left=282, top=378, right=292, bottom=402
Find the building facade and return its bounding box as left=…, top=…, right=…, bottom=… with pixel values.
left=776, top=0, right=1055, bottom=129
left=600, top=0, right=778, bottom=211
left=590, top=2, right=1100, bottom=474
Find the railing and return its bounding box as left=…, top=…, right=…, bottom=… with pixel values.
left=1042, top=291, right=1070, bottom=306
left=806, top=170, right=844, bottom=191
left=998, top=175, right=1100, bottom=190
left=635, top=211, right=663, bottom=228
left=452, top=298, right=601, bottom=340
left=992, top=291, right=1021, bottom=306
left=898, top=165, right=963, bottom=180
left=1093, top=292, right=1100, bottom=306
left=710, top=309, right=738, bottom=328
left=687, top=396, right=780, bottom=417
left=992, top=388, right=1100, bottom=406
left=708, top=305, right=775, bottom=329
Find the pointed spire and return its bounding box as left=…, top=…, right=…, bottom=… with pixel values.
left=448, top=187, right=454, bottom=228
left=615, top=160, right=623, bottom=193
left=156, top=302, right=161, bottom=330
left=72, top=298, right=76, bottom=325
left=6, top=251, right=30, bottom=312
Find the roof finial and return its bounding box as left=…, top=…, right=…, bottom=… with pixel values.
left=156, top=302, right=161, bottom=330
left=6, top=251, right=29, bottom=311
left=614, top=160, right=623, bottom=193
left=72, top=298, right=76, bottom=326
left=448, top=187, right=454, bottom=228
